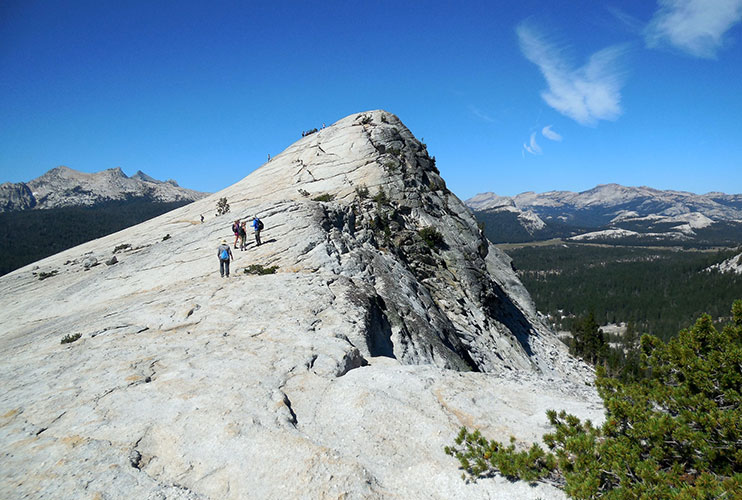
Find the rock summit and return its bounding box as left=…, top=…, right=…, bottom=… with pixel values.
left=0, top=111, right=600, bottom=499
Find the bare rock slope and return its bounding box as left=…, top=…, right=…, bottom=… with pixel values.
left=0, top=111, right=600, bottom=499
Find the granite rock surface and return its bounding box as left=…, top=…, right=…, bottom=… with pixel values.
left=0, top=111, right=601, bottom=499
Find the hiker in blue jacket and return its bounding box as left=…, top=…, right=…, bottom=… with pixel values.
left=252, top=216, right=263, bottom=246
left=217, top=239, right=233, bottom=277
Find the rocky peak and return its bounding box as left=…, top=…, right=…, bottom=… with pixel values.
left=214, top=110, right=569, bottom=373
left=0, top=181, right=35, bottom=211
left=0, top=166, right=207, bottom=212
left=131, top=170, right=162, bottom=184
left=0, top=110, right=598, bottom=499
left=105, top=166, right=128, bottom=178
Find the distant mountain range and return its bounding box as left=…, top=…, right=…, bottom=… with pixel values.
left=0, top=166, right=206, bottom=212
left=0, top=166, right=209, bottom=275
left=467, top=184, right=742, bottom=246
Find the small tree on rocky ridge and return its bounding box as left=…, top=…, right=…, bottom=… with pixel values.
left=216, top=197, right=230, bottom=216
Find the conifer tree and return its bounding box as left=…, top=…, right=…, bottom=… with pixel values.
left=570, top=312, right=608, bottom=365
left=215, top=197, right=230, bottom=216
left=446, top=300, right=742, bottom=498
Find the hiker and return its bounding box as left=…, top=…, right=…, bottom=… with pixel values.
left=232, top=220, right=240, bottom=248
left=217, top=239, right=233, bottom=278
left=238, top=221, right=247, bottom=251
left=200, top=214, right=204, bottom=223
left=252, top=216, right=263, bottom=246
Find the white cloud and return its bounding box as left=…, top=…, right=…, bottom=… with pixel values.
left=468, top=105, right=495, bottom=123
left=523, top=132, right=543, bottom=155
left=645, top=0, right=742, bottom=58
left=542, top=125, right=563, bottom=141
left=516, top=23, right=628, bottom=126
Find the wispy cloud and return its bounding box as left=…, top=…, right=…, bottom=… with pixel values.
left=645, top=0, right=742, bottom=58
left=608, top=7, right=646, bottom=35
left=468, top=105, right=495, bottom=123
left=542, top=125, right=563, bottom=141
left=523, top=132, right=542, bottom=155
left=516, top=22, right=628, bottom=126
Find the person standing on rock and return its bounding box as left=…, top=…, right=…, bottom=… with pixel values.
left=217, top=239, right=233, bottom=278
left=232, top=220, right=240, bottom=248
left=238, top=221, right=247, bottom=251
left=252, top=216, right=263, bottom=246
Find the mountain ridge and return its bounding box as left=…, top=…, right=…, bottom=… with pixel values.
left=467, top=184, right=742, bottom=245
left=0, top=166, right=206, bottom=212
left=0, top=110, right=598, bottom=499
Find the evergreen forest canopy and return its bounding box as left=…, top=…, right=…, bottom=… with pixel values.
left=0, top=200, right=192, bottom=276
left=504, top=244, right=742, bottom=342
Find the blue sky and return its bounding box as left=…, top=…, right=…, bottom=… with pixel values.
left=1, top=1, right=741, bottom=198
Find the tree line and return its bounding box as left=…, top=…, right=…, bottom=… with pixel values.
left=505, top=244, right=742, bottom=342
left=0, top=200, right=191, bottom=276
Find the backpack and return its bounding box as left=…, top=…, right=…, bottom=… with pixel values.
left=219, top=248, right=229, bottom=260
left=257, top=219, right=264, bottom=231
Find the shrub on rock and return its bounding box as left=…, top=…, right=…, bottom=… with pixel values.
left=447, top=300, right=742, bottom=498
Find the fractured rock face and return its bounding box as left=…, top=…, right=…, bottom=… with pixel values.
left=0, top=110, right=599, bottom=499
left=0, top=181, right=36, bottom=212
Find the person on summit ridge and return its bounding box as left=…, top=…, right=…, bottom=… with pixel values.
left=217, top=239, right=233, bottom=278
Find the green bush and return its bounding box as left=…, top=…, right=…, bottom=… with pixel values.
left=373, top=189, right=389, bottom=206
left=418, top=227, right=445, bottom=249
left=312, top=193, right=334, bottom=202
left=61, top=333, right=82, bottom=344
left=355, top=184, right=369, bottom=199
left=37, top=270, right=58, bottom=281
left=113, top=243, right=131, bottom=254
left=446, top=300, right=742, bottom=498
left=216, top=197, right=230, bottom=216
left=244, top=264, right=278, bottom=275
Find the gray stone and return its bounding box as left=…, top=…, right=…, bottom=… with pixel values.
left=0, top=110, right=600, bottom=500
left=0, top=181, right=36, bottom=212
